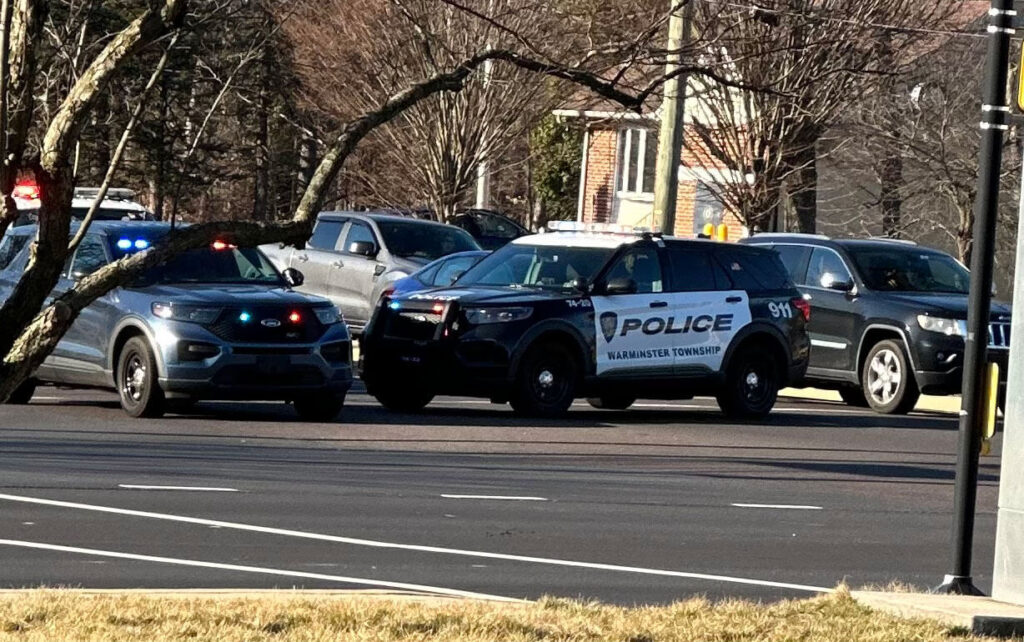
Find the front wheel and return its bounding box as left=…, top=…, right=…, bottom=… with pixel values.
left=117, top=337, right=165, bottom=418
left=862, top=340, right=919, bottom=414
left=587, top=395, right=636, bottom=410
left=717, top=348, right=780, bottom=419
left=294, top=393, right=346, bottom=422
left=510, top=342, right=578, bottom=417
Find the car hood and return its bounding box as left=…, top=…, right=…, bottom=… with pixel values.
left=389, top=255, right=431, bottom=273
left=132, top=283, right=329, bottom=307
left=396, top=286, right=573, bottom=305
left=882, top=292, right=1011, bottom=319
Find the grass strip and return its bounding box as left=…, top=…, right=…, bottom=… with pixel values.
left=0, top=588, right=993, bottom=641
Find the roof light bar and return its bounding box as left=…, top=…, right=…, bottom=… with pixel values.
left=544, top=221, right=660, bottom=235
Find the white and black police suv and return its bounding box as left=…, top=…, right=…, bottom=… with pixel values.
left=361, top=223, right=810, bottom=418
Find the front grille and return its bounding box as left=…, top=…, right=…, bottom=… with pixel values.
left=990, top=322, right=1011, bottom=348
left=381, top=302, right=444, bottom=341
left=206, top=307, right=326, bottom=344
left=213, top=365, right=324, bottom=387
left=232, top=347, right=312, bottom=356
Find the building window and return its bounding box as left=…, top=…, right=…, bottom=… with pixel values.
left=616, top=128, right=658, bottom=195
left=693, top=182, right=724, bottom=235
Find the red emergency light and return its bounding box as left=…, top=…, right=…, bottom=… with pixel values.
left=12, top=181, right=39, bottom=200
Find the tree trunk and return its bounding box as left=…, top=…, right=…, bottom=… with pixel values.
left=878, top=142, right=903, bottom=238
left=91, top=91, right=112, bottom=183
left=789, top=143, right=818, bottom=234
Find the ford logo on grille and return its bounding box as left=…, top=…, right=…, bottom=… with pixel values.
left=261, top=319, right=282, bottom=328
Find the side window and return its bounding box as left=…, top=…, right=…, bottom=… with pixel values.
left=716, top=248, right=791, bottom=291
left=0, top=234, right=30, bottom=272
left=70, top=235, right=109, bottom=278
left=771, top=244, right=812, bottom=283
left=343, top=221, right=377, bottom=254
left=308, top=220, right=344, bottom=250
left=606, top=246, right=663, bottom=293
left=805, top=248, right=853, bottom=289
left=667, top=247, right=720, bottom=292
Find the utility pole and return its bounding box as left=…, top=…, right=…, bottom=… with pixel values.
left=652, top=0, right=695, bottom=235
left=937, top=0, right=1015, bottom=596
left=474, top=0, right=497, bottom=211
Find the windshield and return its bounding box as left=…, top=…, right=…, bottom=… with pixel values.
left=456, top=242, right=615, bottom=289
left=848, top=246, right=969, bottom=294
left=112, top=240, right=284, bottom=286
left=376, top=220, right=479, bottom=261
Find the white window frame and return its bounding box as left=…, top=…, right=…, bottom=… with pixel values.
left=616, top=128, right=656, bottom=198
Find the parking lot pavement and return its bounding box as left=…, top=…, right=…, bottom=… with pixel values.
left=0, top=386, right=1001, bottom=604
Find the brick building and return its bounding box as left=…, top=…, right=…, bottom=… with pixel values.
left=552, top=107, right=748, bottom=240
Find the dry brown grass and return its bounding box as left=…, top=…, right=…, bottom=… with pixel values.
left=0, top=588, right=993, bottom=642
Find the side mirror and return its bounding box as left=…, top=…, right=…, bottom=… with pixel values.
left=570, top=277, right=589, bottom=293
left=283, top=267, right=304, bottom=287
left=605, top=277, right=637, bottom=295
left=348, top=241, right=378, bottom=257
left=821, top=273, right=854, bottom=293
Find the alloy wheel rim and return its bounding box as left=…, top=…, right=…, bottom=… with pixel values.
left=867, top=349, right=901, bottom=405
left=741, top=363, right=770, bottom=405
left=532, top=363, right=568, bottom=404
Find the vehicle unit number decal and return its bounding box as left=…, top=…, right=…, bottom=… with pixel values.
left=768, top=301, right=794, bottom=319
left=591, top=291, right=752, bottom=375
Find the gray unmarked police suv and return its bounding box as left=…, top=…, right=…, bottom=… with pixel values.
left=0, top=222, right=353, bottom=420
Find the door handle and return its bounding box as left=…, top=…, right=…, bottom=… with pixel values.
left=331, top=261, right=344, bottom=269
left=649, top=301, right=668, bottom=308
left=296, top=254, right=309, bottom=262
left=726, top=296, right=742, bottom=303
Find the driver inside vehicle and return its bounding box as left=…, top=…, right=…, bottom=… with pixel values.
left=608, top=249, right=662, bottom=293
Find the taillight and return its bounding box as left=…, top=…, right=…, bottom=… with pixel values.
left=792, top=297, right=811, bottom=322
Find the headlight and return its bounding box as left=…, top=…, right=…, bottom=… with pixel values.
left=917, top=315, right=965, bottom=336
left=151, top=302, right=221, bottom=324
left=464, top=306, right=533, bottom=325
left=314, top=306, right=344, bottom=325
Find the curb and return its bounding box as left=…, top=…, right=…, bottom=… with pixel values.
left=780, top=387, right=960, bottom=415
left=853, top=591, right=1024, bottom=638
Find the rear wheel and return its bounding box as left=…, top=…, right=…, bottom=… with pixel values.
left=117, top=337, right=165, bottom=418
left=862, top=339, right=919, bottom=415
left=294, top=393, right=346, bottom=421
left=717, top=347, right=780, bottom=419
left=838, top=386, right=869, bottom=408
left=6, top=379, right=37, bottom=405
left=374, top=388, right=434, bottom=413
left=587, top=395, right=636, bottom=410
left=510, top=342, right=578, bottom=417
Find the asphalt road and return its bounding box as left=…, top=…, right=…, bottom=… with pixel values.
left=0, top=385, right=1003, bottom=604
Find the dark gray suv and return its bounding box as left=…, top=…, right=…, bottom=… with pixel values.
left=0, top=222, right=353, bottom=420
left=261, top=212, right=480, bottom=332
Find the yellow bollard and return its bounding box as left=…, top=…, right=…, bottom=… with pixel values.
left=702, top=223, right=715, bottom=238
left=981, top=362, right=999, bottom=456
left=716, top=223, right=729, bottom=242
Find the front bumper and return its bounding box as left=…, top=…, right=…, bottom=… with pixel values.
left=912, top=332, right=1008, bottom=395
left=153, top=320, right=353, bottom=400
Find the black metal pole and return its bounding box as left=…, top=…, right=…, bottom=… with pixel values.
left=936, top=0, right=1015, bottom=596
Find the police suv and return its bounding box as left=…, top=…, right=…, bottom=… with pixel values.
left=361, top=223, right=810, bottom=418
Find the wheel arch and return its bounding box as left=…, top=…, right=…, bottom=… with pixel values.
left=108, top=320, right=165, bottom=385
left=856, top=324, right=915, bottom=380
left=722, top=322, right=790, bottom=380
left=509, top=320, right=589, bottom=382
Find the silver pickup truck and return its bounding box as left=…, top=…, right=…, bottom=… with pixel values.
left=261, top=212, right=480, bottom=332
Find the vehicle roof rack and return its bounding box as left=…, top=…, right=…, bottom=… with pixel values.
left=748, top=232, right=830, bottom=240
left=865, top=236, right=917, bottom=245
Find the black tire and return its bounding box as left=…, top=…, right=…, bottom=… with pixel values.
left=587, top=395, right=636, bottom=410
left=838, top=386, right=869, bottom=408
left=717, top=347, right=780, bottom=419
left=117, top=336, right=165, bottom=418
left=6, top=379, right=37, bottom=404
left=510, top=342, right=578, bottom=417
left=294, top=393, right=346, bottom=422
left=861, top=339, right=919, bottom=415
left=374, top=388, right=434, bottom=413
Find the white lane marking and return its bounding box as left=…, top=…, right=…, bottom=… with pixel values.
left=441, top=495, right=547, bottom=502
left=0, top=493, right=833, bottom=594
left=732, top=503, right=823, bottom=511
left=0, top=539, right=519, bottom=602
left=118, top=485, right=238, bottom=492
